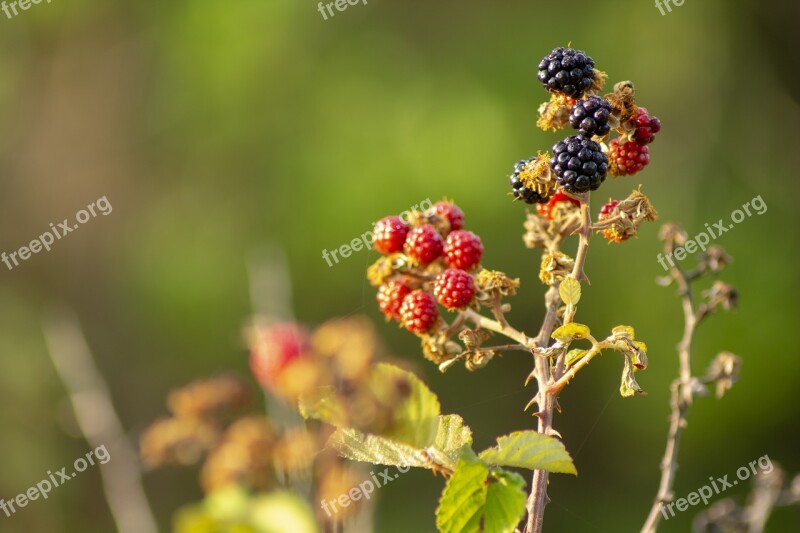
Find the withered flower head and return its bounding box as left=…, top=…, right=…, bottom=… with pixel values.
left=539, top=251, right=575, bottom=286
left=140, top=417, right=220, bottom=469
left=421, top=332, right=462, bottom=365
left=167, top=374, right=250, bottom=419
left=475, top=269, right=520, bottom=299
left=367, top=254, right=410, bottom=287
left=200, top=416, right=275, bottom=493
left=515, top=153, right=557, bottom=202
left=312, top=316, right=378, bottom=381
left=700, top=281, right=739, bottom=315
left=605, top=80, right=637, bottom=126
left=594, top=189, right=658, bottom=242
left=537, top=94, right=575, bottom=132
left=705, top=352, right=742, bottom=399
left=698, top=246, right=733, bottom=274
left=658, top=223, right=688, bottom=247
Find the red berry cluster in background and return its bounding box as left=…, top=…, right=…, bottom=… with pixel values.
left=370, top=200, right=483, bottom=334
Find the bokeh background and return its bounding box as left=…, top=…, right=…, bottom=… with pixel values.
left=1, top=0, right=798, bottom=531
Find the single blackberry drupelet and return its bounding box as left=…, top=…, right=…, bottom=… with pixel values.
left=569, top=96, right=612, bottom=137
left=538, top=47, right=596, bottom=98
left=510, top=159, right=550, bottom=205
left=550, top=135, right=608, bottom=193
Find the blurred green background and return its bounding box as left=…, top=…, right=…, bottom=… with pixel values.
left=1, top=0, right=798, bottom=531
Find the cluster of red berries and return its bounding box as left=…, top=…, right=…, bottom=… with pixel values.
left=372, top=201, right=485, bottom=334
left=607, top=107, right=660, bottom=176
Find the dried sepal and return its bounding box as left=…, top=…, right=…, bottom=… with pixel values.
left=593, top=189, right=658, bottom=242
left=474, top=269, right=520, bottom=301
left=705, top=351, right=742, bottom=399
left=536, top=94, right=575, bottom=132
left=658, top=223, right=688, bottom=247
left=697, top=281, right=739, bottom=319
left=421, top=332, right=463, bottom=365
left=605, top=80, right=638, bottom=130
left=167, top=374, right=251, bottom=419
left=516, top=152, right=557, bottom=200
left=539, top=251, right=575, bottom=286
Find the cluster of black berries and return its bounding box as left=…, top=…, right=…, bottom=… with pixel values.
left=510, top=158, right=549, bottom=204
left=542, top=47, right=610, bottom=193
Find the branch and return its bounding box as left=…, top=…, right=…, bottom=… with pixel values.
left=525, top=192, right=593, bottom=533
left=641, top=239, right=699, bottom=533
left=43, top=309, right=158, bottom=533
left=461, top=308, right=531, bottom=346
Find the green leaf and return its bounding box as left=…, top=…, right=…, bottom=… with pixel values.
left=328, top=414, right=473, bottom=471
left=327, top=427, right=433, bottom=469
left=427, top=414, right=473, bottom=471
left=564, top=349, right=588, bottom=368
left=558, top=278, right=582, bottom=306
left=369, top=363, right=441, bottom=448
left=483, top=470, right=528, bottom=533
left=620, top=356, right=646, bottom=398
left=551, top=323, right=590, bottom=343
left=479, top=430, right=577, bottom=475
left=611, top=325, right=635, bottom=339
left=297, top=386, right=346, bottom=427
left=436, top=458, right=527, bottom=533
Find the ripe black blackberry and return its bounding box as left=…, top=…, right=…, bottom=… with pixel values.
left=538, top=47, right=596, bottom=98
left=510, top=160, right=550, bottom=204
left=550, top=136, right=608, bottom=193
left=569, top=96, right=612, bottom=137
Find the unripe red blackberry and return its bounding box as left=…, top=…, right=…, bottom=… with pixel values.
left=444, top=230, right=483, bottom=271
left=632, top=107, right=661, bottom=144
left=377, top=281, right=411, bottom=321
left=399, top=290, right=439, bottom=334
left=607, top=138, right=650, bottom=176
left=433, top=269, right=475, bottom=310
left=536, top=190, right=581, bottom=220
left=551, top=135, right=608, bottom=193
left=569, top=96, right=612, bottom=137
left=430, top=201, right=465, bottom=232
left=537, top=47, right=596, bottom=98
left=598, top=199, right=628, bottom=242
left=373, top=216, right=409, bottom=254
left=404, top=224, right=444, bottom=264
left=249, top=323, right=309, bottom=388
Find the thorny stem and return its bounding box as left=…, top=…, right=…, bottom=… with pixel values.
left=641, top=240, right=699, bottom=533
left=524, top=193, right=592, bottom=533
